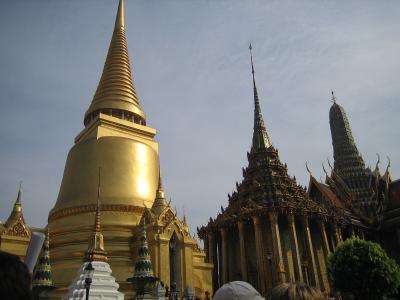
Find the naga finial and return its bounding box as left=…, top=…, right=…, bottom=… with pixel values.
left=331, top=90, right=337, bottom=103
left=386, top=155, right=391, bottom=172
left=327, top=157, right=333, bottom=170
left=322, top=163, right=328, bottom=176
left=375, top=153, right=381, bottom=170
left=305, top=161, right=312, bottom=176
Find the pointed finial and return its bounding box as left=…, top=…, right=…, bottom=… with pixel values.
left=249, top=43, right=255, bottom=76
left=85, top=167, right=107, bottom=262
left=115, top=0, right=125, bottom=29
left=322, top=163, right=328, bottom=176
left=248, top=44, right=271, bottom=150
left=375, top=153, right=381, bottom=171
left=183, top=206, right=187, bottom=225
left=16, top=181, right=22, bottom=204
left=386, top=155, right=391, bottom=173
left=327, top=157, right=333, bottom=170
left=305, top=161, right=313, bottom=176
left=331, top=90, right=337, bottom=103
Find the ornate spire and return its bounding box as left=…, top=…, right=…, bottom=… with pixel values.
left=86, top=169, right=108, bottom=262
left=249, top=44, right=271, bottom=151
left=32, top=229, right=55, bottom=293
left=6, top=182, right=24, bottom=227
left=152, top=166, right=168, bottom=215
left=84, top=0, right=145, bottom=125
left=329, top=92, right=366, bottom=178
left=133, top=218, right=154, bottom=278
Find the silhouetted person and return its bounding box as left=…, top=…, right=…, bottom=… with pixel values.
left=0, top=251, right=33, bottom=300
left=267, top=282, right=325, bottom=300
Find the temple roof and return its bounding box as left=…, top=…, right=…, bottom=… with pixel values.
left=329, top=92, right=366, bottom=178
left=200, top=49, right=331, bottom=233
left=328, top=92, right=387, bottom=222
left=1, top=184, right=31, bottom=238
left=84, top=0, right=145, bottom=122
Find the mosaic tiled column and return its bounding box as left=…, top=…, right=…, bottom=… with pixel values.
left=269, top=212, right=286, bottom=284
left=287, top=214, right=303, bottom=282
left=253, top=216, right=267, bottom=294
left=220, top=228, right=228, bottom=284
left=238, top=221, right=248, bottom=281
left=301, top=216, right=320, bottom=289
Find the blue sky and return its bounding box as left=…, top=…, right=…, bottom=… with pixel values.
left=0, top=0, right=399, bottom=235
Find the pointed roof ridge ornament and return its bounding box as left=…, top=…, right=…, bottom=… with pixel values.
left=375, top=153, right=381, bottom=172
left=16, top=181, right=22, bottom=205
left=84, top=0, right=145, bottom=123
left=182, top=206, right=187, bottom=226
left=85, top=167, right=108, bottom=262
left=248, top=44, right=271, bottom=151
left=331, top=90, right=337, bottom=103
left=6, top=182, right=25, bottom=227
left=152, top=163, right=168, bottom=215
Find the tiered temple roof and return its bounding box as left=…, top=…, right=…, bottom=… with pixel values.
left=326, top=92, right=391, bottom=223
left=199, top=47, right=341, bottom=235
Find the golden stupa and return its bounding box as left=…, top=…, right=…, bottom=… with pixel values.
left=46, top=1, right=214, bottom=298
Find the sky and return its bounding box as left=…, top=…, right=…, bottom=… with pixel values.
left=0, top=0, right=399, bottom=236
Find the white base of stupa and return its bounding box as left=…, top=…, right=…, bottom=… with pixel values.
left=63, top=261, right=124, bottom=300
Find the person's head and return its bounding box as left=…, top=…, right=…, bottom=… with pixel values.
left=0, top=251, right=33, bottom=300
left=267, top=282, right=325, bottom=300
left=213, top=281, right=264, bottom=300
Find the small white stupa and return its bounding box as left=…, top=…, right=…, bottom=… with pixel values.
left=63, top=171, right=124, bottom=300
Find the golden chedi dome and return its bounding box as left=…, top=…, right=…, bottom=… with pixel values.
left=48, top=0, right=159, bottom=297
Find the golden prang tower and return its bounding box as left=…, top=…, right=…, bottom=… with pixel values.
left=48, top=0, right=159, bottom=296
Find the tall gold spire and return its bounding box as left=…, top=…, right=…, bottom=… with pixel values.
left=86, top=169, right=108, bottom=262
left=84, top=0, right=145, bottom=124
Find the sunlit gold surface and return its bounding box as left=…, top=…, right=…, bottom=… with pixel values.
left=84, top=0, right=145, bottom=121
left=51, top=115, right=159, bottom=214
left=48, top=113, right=159, bottom=298
left=45, top=0, right=213, bottom=298
left=0, top=188, right=32, bottom=259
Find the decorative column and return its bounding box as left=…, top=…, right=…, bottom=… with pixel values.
left=207, top=233, right=214, bottom=264
left=301, top=216, right=320, bottom=289
left=253, top=216, right=267, bottom=295
left=238, top=221, right=248, bottom=281
left=332, top=222, right=340, bottom=246
left=287, top=214, right=303, bottom=282
left=220, top=228, right=228, bottom=284
left=269, top=212, right=286, bottom=284
left=318, top=220, right=330, bottom=259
